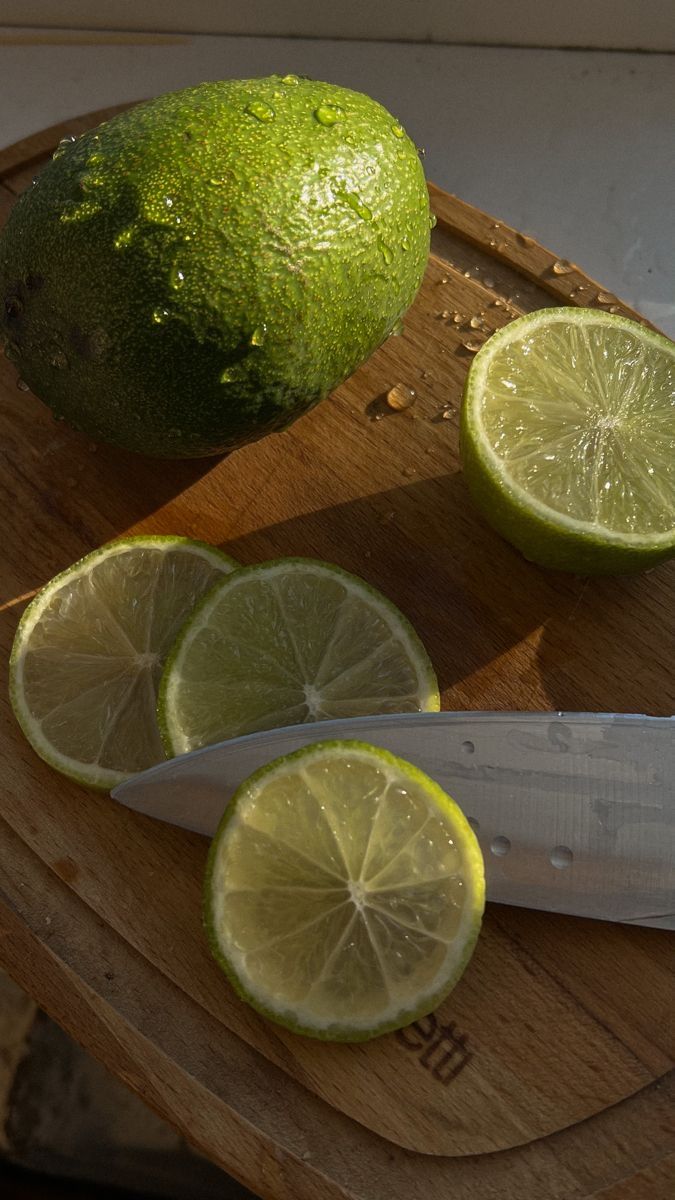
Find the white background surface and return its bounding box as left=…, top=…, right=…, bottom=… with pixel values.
left=0, top=28, right=673, bottom=335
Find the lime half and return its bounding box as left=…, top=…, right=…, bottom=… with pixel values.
left=159, top=558, right=439, bottom=755
left=204, top=740, right=485, bottom=1041
left=461, top=307, right=675, bottom=573
left=10, top=536, right=237, bottom=789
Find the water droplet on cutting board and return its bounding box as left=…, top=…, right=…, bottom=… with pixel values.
left=461, top=338, right=483, bottom=353
left=386, top=384, right=416, bottom=411
left=596, top=292, right=616, bottom=305
left=16, top=378, right=30, bottom=392
left=550, top=845, right=573, bottom=869
left=552, top=258, right=573, bottom=275
left=483, top=276, right=496, bottom=289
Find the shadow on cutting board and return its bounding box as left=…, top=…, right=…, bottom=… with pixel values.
left=223, top=469, right=675, bottom=717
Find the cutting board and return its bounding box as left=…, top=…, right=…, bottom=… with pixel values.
left=0, top=108, right=673, bottom=1198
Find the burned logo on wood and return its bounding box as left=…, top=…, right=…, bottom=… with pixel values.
left=396, top=1013, right=472, bottom=1084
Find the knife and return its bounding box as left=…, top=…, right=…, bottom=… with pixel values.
left=112, top=711, right=675, bottom=930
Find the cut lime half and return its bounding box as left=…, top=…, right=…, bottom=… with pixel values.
left=159, top=558, right=440, bottom=755
left=460, top=307, right=675, bottom=573
left=10, top=536, right=237, bottom=789
left=204, top=739, right=485, bottom=1041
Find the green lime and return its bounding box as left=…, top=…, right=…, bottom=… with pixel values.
left=0, top=77, right=429, bottom=457
left=204, top=739, right=484, bottom=1041
left=10, top=536, right=237, bottom=789
left=159, top=558, right=439, bottom=755
left=460, top=307, right=675, bottom=573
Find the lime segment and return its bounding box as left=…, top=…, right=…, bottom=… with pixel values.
left=159, top=558, right=440, bottom=755
left=461, top=307, right=675, bottom=572
left=10, top=536, right=237, bottom=788
left=204, top=740, right=485, bottom=1040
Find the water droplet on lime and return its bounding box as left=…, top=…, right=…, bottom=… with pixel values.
left=378, top=238, right=393, bottom=265
left=314, top=104, right=343, bottom=126
left=391, top=123, right=405, bottom=138
left=344, top=193, right=372, bottom=221
left=52, top=135, right=76, bottom=160
left=246, top=101, right=275, bottom=122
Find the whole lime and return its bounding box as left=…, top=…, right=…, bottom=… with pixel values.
left=0, top=77, right=430, bottom=457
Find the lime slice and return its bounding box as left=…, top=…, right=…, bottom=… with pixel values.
left=10, top=536, right=237, bottom=789
left=204, top=739, right=485, bottom=1040
left=159, top=558, right=440, bottom=755
left=460, top=307, right=675, bottom=573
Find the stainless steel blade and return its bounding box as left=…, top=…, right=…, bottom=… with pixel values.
left=112, top=711, right=675, bottom=929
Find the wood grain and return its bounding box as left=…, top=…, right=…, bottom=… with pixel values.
left=0, top=111, right=673, bottom=1196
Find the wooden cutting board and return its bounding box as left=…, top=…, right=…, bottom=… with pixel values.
left=0, top=108, right=673, bottom=1198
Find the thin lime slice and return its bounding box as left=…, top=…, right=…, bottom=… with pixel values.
left=10, top=536, right=237, bottom=789
left=204, top=739, right=485, bottom=1041
left=159, top=558, right=440, bottom=755
left=460, top=307, right=675, bottom=573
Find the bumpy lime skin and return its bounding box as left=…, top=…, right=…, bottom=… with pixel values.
left=0, top=77, right=430, bottom=457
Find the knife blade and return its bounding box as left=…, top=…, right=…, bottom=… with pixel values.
left=111, top=711, right=675, bottom=929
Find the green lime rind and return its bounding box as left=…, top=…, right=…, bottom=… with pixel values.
left=157, top=556, right=441, bottom=757
left=460, top=307, right=675, bottom=575
left=203, top=738, right=485, bottom=1042
left=0, top=77, right=429, bottom=458
left=9, top=534, right=238, bottom=790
